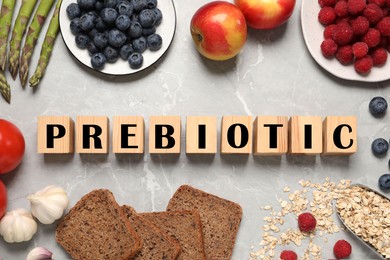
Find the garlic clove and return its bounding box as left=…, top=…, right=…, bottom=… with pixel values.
left=28, top=185, right=69, bottom=225
left=0, top=208, right=37, bottom=243
left=26, top=247, right=53, bottom=260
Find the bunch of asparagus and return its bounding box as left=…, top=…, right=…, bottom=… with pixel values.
left=0, top=0, right=62, bottom=104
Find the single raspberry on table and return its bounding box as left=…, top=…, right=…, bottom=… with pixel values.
left=324, top=24, right=337, bottom=38
left=347, top=0, right=366, bottom=15
left=362, top=28, right=381, bottom=48
left=363, top=3, right=384, bottom=24
left=332, top=22, right=354, bottom=45
left=354, top=55, right=374, bottom=74
left=377, top=17, right=390, bottom=36
left=321, top=39, right=338, bottom=58
left=371, top=47, right=388, bottom=66
left=319, top=0, right=337, bottom=7
left=334, top=1, right=348, bottom=17
left=336, top=45, right=354, bottom=64
left=369, top=0, right=386, bottom=6
left=352, top=42, right=369, bottom=58
left=298, top=212, right=317, bottom=232
left=280, top=250, right=298, bottom=260
left=350, top=16, right=370, bottom=35
left=318, top=7, right=337, bottom=25
left=333, top=240, right=352, bottom=259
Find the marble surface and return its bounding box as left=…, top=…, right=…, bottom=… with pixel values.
left=1, top=0, right=390, bottom=259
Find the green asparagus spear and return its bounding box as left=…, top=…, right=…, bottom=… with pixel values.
left=19, top=0, right=56, bottom=87
left=0, top=0, right=16, bottom=71
left=8, top=0, right=38, bottom=80
left=30, top=0, right=62, bottom=88
left=0, top=71, right=10, bottom=103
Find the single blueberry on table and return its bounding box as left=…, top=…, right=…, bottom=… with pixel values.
left=103, top=46, right=119, bottom=63
left=372, top=138, right=389, bottom=156
left=70, top=18, right=82, bottom=35
left=138, top=9, right=156, bottom=28
left=145, top=0, right=157, bottom=9
left=94, top=32, right=109, bottom=50
left=87, top=41, right=99, bottom=55
left=115, top=14, right=131, bottom=31
left=104, top=0, right=119, bottom=8
left=100, top=7, right=118, bottom=25
left=142, top=26, right=155, bottom=36
left=128, top=22, right=143, bottom=39
left=108, top=29, right=127, bottom=48
left=128, top=52, right=143, bottom=69
left=369, top=97, right=388, bottom=117
left=66, top=3, right=81, bottom=19
left=151, top=8, right=162, bottom=25
left=75, top=33, right=90, bottom=49
left=77, top=0, right=97, bottom=11
left=132, top=36, right=147, bottom=53
left=132, top=0, right=147, bottom=12
left=147, top=33, right=162, bottom=51
left=80, top=13, right=96, bottom=31
left=379, top=174, right=390, bottom=191
left=120, top=44, right=134, bottom=60
left=117, top=1, right=133, bottom=16
left=91, top=53, right=107, bottom=69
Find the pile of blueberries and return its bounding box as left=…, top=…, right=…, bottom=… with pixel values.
left=66, top=0, right=163, bottom=70
left=368, top=96, right=390, bottom=192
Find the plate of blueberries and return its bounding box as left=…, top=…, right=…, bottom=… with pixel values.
left=59, top=0, right=176, bottom=75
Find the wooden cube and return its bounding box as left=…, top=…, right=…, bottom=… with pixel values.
left=113, top=116, right=144, bottom=154
left=37, top=116, right=74, bottom=154
left=254, top=116, right=288, bottom=155
left=221, top=116, right=252, bottom=154
left=186, top=116, right=217, bottom=154
left=76, top=116, right=109, bottom=154
left=289, top=116, right=323, bottom=154
left=323, top=116, right=357, bottom=155
left=149, top=116, right=181, bottom=154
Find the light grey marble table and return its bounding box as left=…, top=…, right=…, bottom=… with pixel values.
left=0, top=0, right=389, bottom=259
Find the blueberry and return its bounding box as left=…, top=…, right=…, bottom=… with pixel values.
left=145, top=0, right=157, bottom=9
left=132, top=36, right=147, bottom=53
left=95, top=17, right=108, bottom=32
left=128, top=52, right=143, bottom=69
left=128, top=22, right=142, bottom=38
left=120, top=44, right=134, bottom=60
left=142, top=26, right=155, bottom=36
left=132, top=0, right=147, bottom=12
left=91, top=53, right=107, bottom=69
left=88, top=28, right=99, bottom=38
left=100, top=8, right=118, bottom=25
left=104, top=0, right=119, bottom=8
left=87, top=41, right=99, bottom=55
left=103, top=46, right=119, bottom=63
left=138, top=9, right=156, bottom=28
left=147, top=34, right=162, bottom=51
left=70, top=18, right=82, bottom=35
left=108, top=29, right=127, bottom=48
left=115, top=14, right=131, bottom=31
left=379, top=174, right=390, bottom=191
left=80, top=13, right=96, bottom=31
left=93, top=32, right=109, bottom=50
left=77, top=0, right=97, bottom=11
left=372, top=138, right=389, bottom=156
left=95, top=1, right=104, bottom=11
left=75, top=33, right=90, bottom=49
left=369, top=97, right=387, bottom=117
left=151, top=8, right=162, bottom=25
left=88, top=10, right=99, bottom=19
left=131, top=13, right=139, bottom=22
left=117, top=1, right=133, bottom=16
left=66, top=3, right=81, bottom=19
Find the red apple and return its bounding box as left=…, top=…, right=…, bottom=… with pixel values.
left=191, top=1, right=247, bottom=61
left=234, top=0, right=296, bottom=29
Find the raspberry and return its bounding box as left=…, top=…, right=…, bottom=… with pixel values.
left=318, top=7, right=337, bottom=25
left=387, top=0, right=390, bottom=7
left=334, top=1, right=348, bottom=17
left=362, top=28, right=381, bottom=48
left=369, top=0, right=386, bottom=6
left=352, top=42, right=369, bottom=58
left=336, top=45, right=354, bottom=64
left=347, top=0, right=366, bottom=15
left=363, top=4, right=384, bottom=24
left=333, top=240, right=352, bottom=259
left=280, top=250, right=298, bottom=260
left=371, top=47, right=388, bottom=66
left=387, top=38, right=390, bottom=52
left=380, top=36, right=388, bottom=48
left=332, top=22, right=353, bottom=45
left=321, top=39, right=338, bottom=58
left=324, top=24, right=337, bottom=39
left=319, top=0, right=337, bottom=7
left=350, top=16, right=370, bottom=35
left=377, top=17, right=390, bottom=36
left=298, top=212, right=317, bottom=232
left=354, top=55, right=374, bottom=74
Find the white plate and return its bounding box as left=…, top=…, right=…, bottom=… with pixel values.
left=59, top=0, right=176, bottom=75
left=301, top=0, right=390, bottom=82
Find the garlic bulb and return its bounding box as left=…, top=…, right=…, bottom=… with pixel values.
left=26, top=247, right=53, bottom=260
left=28, top=185, right=69, bottom=224
left=0, top=208, right=37, bottom=243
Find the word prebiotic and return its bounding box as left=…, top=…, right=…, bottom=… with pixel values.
left=37, top=115, right=357, bottom=155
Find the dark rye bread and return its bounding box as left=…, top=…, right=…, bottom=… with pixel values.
left=121, top=205, right=181, bottom=260
left=166, top=185, right=242, bottom=260
left=140, top=211, right=206, bottom=260
left=55, top=189, right=142, bottom=260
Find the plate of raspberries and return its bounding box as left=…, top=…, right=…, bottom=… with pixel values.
left=301, top=0, right=390, bottom=81
left=59, top=0, right=177, bottom=75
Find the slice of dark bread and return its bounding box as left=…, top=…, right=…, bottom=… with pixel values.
left=140, top=211, right=206, bottom=260
left=166, top=185, right=242, bottom=260
left=55, top=189, right=142, bottom=260
left=121, top=205, right=181, bottom=260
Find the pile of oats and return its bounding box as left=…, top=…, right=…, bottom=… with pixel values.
left=336, top=185, right=390, bottom=258
left=250, top=178, right=352, bottom=260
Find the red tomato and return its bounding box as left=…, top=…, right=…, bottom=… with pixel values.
left=0, top=119, right=25, bottom=174
left=0, top=180, right=6, bottom=219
